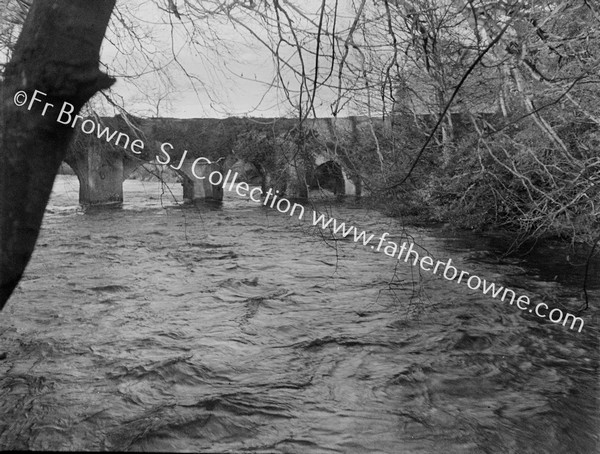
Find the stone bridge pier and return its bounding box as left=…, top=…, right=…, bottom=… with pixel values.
left=64, top=143, right=133, bottom=206
left=65, top=143, right=224, bottom=206
left=179, top=160, right=224, bottom=203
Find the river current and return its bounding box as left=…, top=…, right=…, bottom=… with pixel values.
left=0, top=175, right=598, bottom=453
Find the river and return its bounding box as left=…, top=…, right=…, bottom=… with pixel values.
left=0, top=175, right=598, bottom=453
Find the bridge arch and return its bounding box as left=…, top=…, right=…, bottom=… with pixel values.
left=65, top=116, right=368, bottom=207
left=310, top=160, right=345, bottom=195
left=312, top=153, right=361, bottom=197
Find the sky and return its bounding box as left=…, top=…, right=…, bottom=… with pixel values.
left=0, top=0, right=391, bottom=119
left=98, top=1, right=356, bottom=119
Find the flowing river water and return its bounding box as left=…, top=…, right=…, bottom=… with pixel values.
left=0, top=175, right=598, bottom=453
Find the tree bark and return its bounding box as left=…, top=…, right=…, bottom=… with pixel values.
left=0, top=0, right=116, bottom=309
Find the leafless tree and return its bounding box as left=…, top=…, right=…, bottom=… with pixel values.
left=0, top=0, right=116, bottom=308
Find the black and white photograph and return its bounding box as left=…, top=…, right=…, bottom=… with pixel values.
left=0, top=0, right=599, bottom=452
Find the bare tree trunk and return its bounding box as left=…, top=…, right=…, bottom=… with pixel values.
left=0, top=0, right=116, bottom=309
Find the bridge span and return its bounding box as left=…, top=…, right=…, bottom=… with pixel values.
left=63, top=115, right=380, bottom=206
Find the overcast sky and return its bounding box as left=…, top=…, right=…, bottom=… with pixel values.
left=98, top=1, right=355, bottom=119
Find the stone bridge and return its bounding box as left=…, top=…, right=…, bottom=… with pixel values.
left=64, top=115, right=382, bottom=206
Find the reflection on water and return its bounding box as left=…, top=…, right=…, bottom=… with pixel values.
left=0, top=175, right=598, bottom=452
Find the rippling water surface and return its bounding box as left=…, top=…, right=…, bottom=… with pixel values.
left=0, top=175, right=598, bottom=453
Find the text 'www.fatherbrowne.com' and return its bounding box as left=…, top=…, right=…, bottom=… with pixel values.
left=308, top=210, right=584, bottom=333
